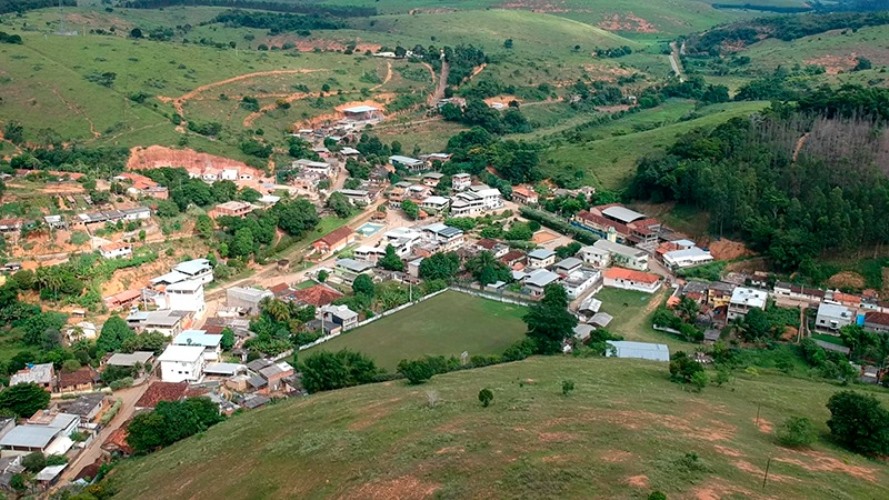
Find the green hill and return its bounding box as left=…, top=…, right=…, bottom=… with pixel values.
left=107, top=357, right=889, bottom=499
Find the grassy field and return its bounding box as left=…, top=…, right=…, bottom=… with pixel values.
left=593, top=287, right=695, bottom=351
left=108, top=355, right=889, bottom=499
left=541, top=100, right=769, bottom=189
left=303, top=290, right=527, bottom=370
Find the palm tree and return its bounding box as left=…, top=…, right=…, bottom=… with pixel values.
left=676, top=296, right=700, bottom=324
left=262, top=298, right=291, bottom=323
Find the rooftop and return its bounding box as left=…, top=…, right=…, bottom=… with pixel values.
left=10, top=363, right=54, bottom=385
left=593, top=239, right=646, bottom=258
left=389, top=155, right=424, bottom=166
left=158, top=345, right=205, bottom=363
left=135, top=382, right=188, bottom=409
left=174, top=258, right=212, bottom=276
left=601, top=205, right=646, bottom=224
left=322, top=304, right=359, bottom=321
left=555, top=257, right=583, bottom=271
left=730, top=287, right=767, bottom=309
left=0, top=425, right=59, bottom=449
left=336, top=258, right=375, bottom=273
left=165, top=279, right=204, bottom=292
left=528, top=249, right=555, bottom=260
left=606, top=341, right=670, bottom=362
left=293, top=284, right=344, bottom=308
left=525, top=269, right=561, bottom=288
left=106, top=351, right=154, bottom=367
left=343, top=105, right=379, bottom=113
left=203, top=363, right=246, bottom=376
left=317, top=226, right=354, bottom=246
left=604, top=267, right=661, bottom=284
left=58, top=367, right=99, bottom=388
left=173, top=330, right=223, bottom=348
left=817, top=302, right=854, bottom=320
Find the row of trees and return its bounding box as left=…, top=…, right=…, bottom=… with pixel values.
left=440, top=99, right=532, bottom=135
left=211, top=9, right=345, bottom=33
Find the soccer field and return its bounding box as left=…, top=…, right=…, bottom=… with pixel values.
left=303, top=290, right=528, bottom=371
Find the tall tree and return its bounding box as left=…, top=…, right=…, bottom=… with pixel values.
left=97, top=316, right=136, bottom=352
left=378, top=245, right=404, bottom=272
left=523, top=284, right=577, bottom=354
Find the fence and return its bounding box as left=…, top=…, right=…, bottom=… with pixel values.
left=448, top=285, right=534, bottom=307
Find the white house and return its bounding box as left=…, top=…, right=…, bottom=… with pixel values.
left=605, top=341, right=670, bottom=362
left=662, top=246, right=713, bottom=270
left=450, top=191, right=486, bottom=217
left=468, top=185, right=503, bottom=210
left=294, top=159, right=331, bottom=176
left=561, top=269, right=602, bottom=299
left=727, top=287, right=768, bottom=321
left=419, top=196, right=450, bottom=213
left=452, top=173, right=471, bottom=191
left=579, top=245, right=611, bottom=268
left=158, top=345, right=206, bottom=383
left=422, top=223, right=464, bottom=252
left=164, top=279, right=206, bottom=314
left=603, top=267, right=661, bottom=293
left=99, top=241, right=133, bottom=260
left=126, top=310, right=185, bottom=337
left=523, top=269, right=561, bottom=298
left=589, top=240, right=649, bottom=271
left=389, top=155, right=426, bottom=172
left=173, top=258, right=214, bottom=285
left=815, top=302, right=856, bottom=332
left=527, top=249, right=556, bottom=269
left=173, top=329, right=223, bottom=361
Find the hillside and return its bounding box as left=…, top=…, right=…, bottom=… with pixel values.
left=107, top=357, right=889, bottom=499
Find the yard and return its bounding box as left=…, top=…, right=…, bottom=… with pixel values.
left=303, top=290, right=528, bottom=371
left=594, top=287, right=695, bottom=351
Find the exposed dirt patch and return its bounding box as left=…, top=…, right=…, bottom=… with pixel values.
left=626, top=475, right=649, bottom=488
left=600, top=450, right=633, bottom=463
left=596, top=104, right=632, bottom=113
left=531, top=230, right=559, bottom=244
left=264, top=36, right=381, bottom=53
left=826, top=271, right=866, bottom=290
left=733, top=460, right=799, bottom=483
left=243, top=92, right=310, bottom=127
left=295, top=99, right=390, bottom=129
left=66, top=12, right=134, bottom=31
left=435, top=446, right=465, bottom=455
left=484, top=95, right=520, bottom=108
left=805, top=54, right=859, bottom=75
left=350, top=475, right=440, bottom=500
left=754, top=417, right=773, bottom=434
left=713, top=445, right=744, bottom=458
left=692, top=480, right=759, bottom=500
left=775, top=450, right=879, bottom=482
left=541, top=454, right=573, bottom=463
left=598, top=13, right=658, bottom=33
left=581, top=64, right=634, bottom=82
left=127, top=146, right=262, bottom=178
left=538, top=431, right=575, bottom=443
left=708, top=238, right=753, bottom=261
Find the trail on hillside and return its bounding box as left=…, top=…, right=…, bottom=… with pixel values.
left=51, top=87, right=100, bottom=138
left=243, top=92, right=310, bottom=128
left=792, top=132, right=810, bottom=162
left=428, top=61, right=450, bottom=106
left=463, top=63, right=486, bottom=85
left=371, top=61, right=393, bottom=92
left=158, top=68, right=327, bottom=118
left=669, top=41, right=685, bottom=82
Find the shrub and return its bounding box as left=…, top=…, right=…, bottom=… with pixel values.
left=826, top=390, right=889, bottom=456
left=478, top=388, right=494, bottom=407
left=109, top=377, right=134, bottom=391
left=397, top=359, right=434, bottom=385
left=777, top=416, right=817, bottom=448
left=561, top=380, right=575, bottom=396
left=690, top=371, right=709, bottom=392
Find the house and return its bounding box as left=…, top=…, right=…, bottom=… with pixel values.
left=707, top=281, right=736, bottom=308
left=101, top=426, right=133, bottom=456
left=158, top=345, right=205, bottom=383
left=449, top=191, right=486, bottom=217
left=293, top=284, right=344, bottom=308
left=335, top=189, right=372, bottom=205
left=258, top=361, right=294, bottom=391
left=203, top=363, right=247, bottom=378
left=554, top=257, right=583, bottom=275
left=864, top=311, right=889, bottom=334
left=422, top=223, right=465, bottom=251
left=589, top=240, right=649, bottom=271
left=44, top=215, right=67, bottom=230
left=126, top=310, right=185, bottom=337
left=99, top=241, right=133, bottom=260
left=389, top=155, right=426, bottom=172
left=452, top=173, right=471, bottom=191
left=420, top=153, right=451, bottom=164
left=573, top=204, right=661, bottom=245
left=134, top=381, right=188, bottom=410
left=342, top=105, right=382, bottom=122
left=500, top=250, right=527, bottom=270
left=727, top=287, right=768, bottom=321
left=468, top=184, right=504, bottom=211
left=57, top=394, right=107, bottom=423
left=164, top=279, right=206, bottom=314
left=511, top=185, right=539, bottom=205
left=208, top=201, right=254, bottom=219
left=10, top=363, right=55, bottom=391
left=57, top=367, right=100, bottom=394
left=419, top=196, right=450, bottom=213
left=523, top=269, right=561, bottom=298
left=527, top=249, right=556, bottom=269
left=662, top=246, right=713, bottom=270
left=173, top=258, right=214, bottom=285
left=475, top=238, right=509, bottom=258
left=562, top=269, right=602, bottom=299
left=312, top=226, right=356, bottom=256
left=772, top=282, right=825, bottom=304
left=226, top=287, right=273, bottom=313
left=114, top=172, right=169, bottom=200
left=26, top=411, right=80, bottom=439
left=0, top=426, right=72, bottom=455
left=335, top=258, right=375, bottom=284
left=605, top=341, right=670, bottom=362
left=173, top=330, right=223, bottom=362
left=105, top=351, right=155, bottom=369
left=354, top=245, right=386, bottom=263
left=578, top=296, right=602, bottom=318
left=320, top=305, right=359, bottom=331
left=294, top=159, right=331, bottom=176
left=422, top=172, right=445, bottom=187
left=603, top=267, right=662, bottom=294
left=815, top=302, right=856, bottom=332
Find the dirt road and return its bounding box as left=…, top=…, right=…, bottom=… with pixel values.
left=428, top=61, right=449, bottom=106
left=669, top=41, right=685, bottom=82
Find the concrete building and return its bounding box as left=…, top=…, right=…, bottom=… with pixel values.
left=815, top=302, right=856, bottom=332
left=603, top=267, right=661, bottom=293
left=226, top=287, right=273, bottom=313
left=164, top=279, right=206, bottom=314
left=562, top=269, right=602, bottom=299
left=523, top=269, right=561, bottom=298
left=173, top=258, right=214, bottom=285
left=172, top=330, right=223, bottom=362
left=527, top=249, right=556, bottom=269
left=158, top=345, right=206, bottom=383
left=10, top=363, right=55, bottom=391
left=335, top=258, right=375, bottom=285
left=605, top=341, right=670, bottom=362
left=320, top=305, right=359, bottom=331
left=452, top=173, right=471, bottom=191
left=727, top=287, right=768, bottom=321
left=99, top=241, right=133, bottom=260
left=588, top=240, right=649, bottom=271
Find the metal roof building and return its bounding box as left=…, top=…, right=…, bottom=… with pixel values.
left=606, top=341, right=670, bottom=362
left=601, top=206, right=646, bottom=223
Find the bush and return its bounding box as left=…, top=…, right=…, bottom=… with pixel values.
left=777, top=416, right=817, bottom=448
left=690, top=371, right=709, bottom=392
left=561, top=380, right=575, bottom=396
left=826, top=390, right=889, bottom=456
left=397, top=359, right=435, bottom=385
left=478, top=388, right=494, bottom=407
left=109, top=377, right=134, bottom=391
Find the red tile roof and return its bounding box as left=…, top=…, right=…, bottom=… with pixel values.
left=135, top=381, right=188, bottom=409
left=315, top=226, right=354, bottom=247
left=476, top=238, right=499, bottom=250
left=500, top=250, right=526, bottom=263
left=865, top=311, right=889, bottom=326
left=102, top=424, right=132, bottom=455
left=604, top=267, right=661, bottom=284
left=59, top=367, right=99, bottom=389
left=293, top=284, right=344, bottom=307
left=268, top=282, right=291, bottom=296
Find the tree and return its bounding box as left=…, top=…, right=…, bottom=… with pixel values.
left=402, top=199, right=420, bottom=220
left=127, top=398, right=224, bottom=454
left=466, top=251, right=510, bottom=286
left=326, top=192, right=353, bottom=218
left=523, top=284, right=577, bottom=354
left=826, top=390, right=889, bottom=456
left=20, top=311, right=67, bottom=347
left=676, top=296, right=700, bottom=324
left=273, top=199, right=319, bottom=237
left=418, top=252, right=460, bottom=281
left=854, top=56, right=872, bottom=71
left=221, top=327, right=235, bottom=351
left=352, top=274, right=375, bottom=298
left=397, top=359, right=434, bottom=385
left=0, top=383, right=51, bottom=418
left=777, top=416, right=816, bottom=448
left=300, top=350, right=380, bottom=393
left=561, top=380, right=575, bottom=396
left=130, top=27, right=143, bottom=39
left=478, top=388, right=493, bottom=407
left=97, top=316, right=136, bottom=352
left=317, top=270, right=329, bottom=282
left=503, top=38, right=513, bottom=49
left=690, top=371, right=709, bottom=392
left=195, top=214, right=214, bottom=239
left=648, top=492, right=667, bottom=500
left=378, top=244, right=404, bottom=272
left=669, top=351, right=704, bottom=384
left=21, top=452, right=46, bottom=473
left=229, top=227, right=256, bottom=258
left=62, top=359, right=82, bottom=373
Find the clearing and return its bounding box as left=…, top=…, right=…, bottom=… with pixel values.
left=303, top=290, right=527, bottom=370
left=107, top=356, right=889, bottom=499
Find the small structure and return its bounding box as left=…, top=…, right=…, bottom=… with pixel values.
left=208, top=200, right=254, bottom=219
left=320, top=305, right=359, bottom=331
left=863, top=311, right=889, bottom=334
left=389, top=155, right=426, bottom=172
left=662, top=246, right=713, bottom=270
left=606, top=341, right=670, bottom=362
left=523, top=269, right=561, bottom=298
left=527, top=249, right=556, bottom=269
left=172, top=258, right=214, bottom=285
left=172, top=330, right=223, bottom=362
left=815, top=302, right=856, bottom=332
left=10, top=363, right=55, bottom=391
left=511, top=185, right=539, bottom=205
left=57, top=366, right=100, bottom=394
left=293, top=284, right=344, bottom=308
left=226, top=287, right=273, bottom=313
left=342, top=105, right=382, bottom=122
left=586, top=240, right=649, bottom=271
left=105, top=351, right=154, bottom=368
left=603, top=267, right=661, bottom=293
left=103, top=289, right=142, bottom=311
left=590, top=312, right=614, bottom=328
left=258, top=361, right=294, bottom=392
left=99, top=241, right=133, bottom=260
left=452, top=173, right=471, bottom=191
left=56, top=393, right=108, bottom=422
left=134, top=381, right=188, bottom=411
left=335, top=258, right=375, bottom=284
left=312, top=226, right=356, bottom=256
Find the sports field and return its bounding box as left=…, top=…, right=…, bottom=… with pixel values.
left=303, top=290, right=527, bottom=370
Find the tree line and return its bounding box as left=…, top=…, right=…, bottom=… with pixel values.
left=0, top=0, right=73, bottom=14
left=119, top=0, right=376, bottom=17
left=210, top=9, right=345, bottom=33
left=629, top=87, right=889, bottom=272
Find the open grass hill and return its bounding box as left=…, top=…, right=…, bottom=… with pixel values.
left=107, top=357, right=889, bottom=499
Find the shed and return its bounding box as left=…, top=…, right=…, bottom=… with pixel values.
left=605, top=341, right=670, bottom=362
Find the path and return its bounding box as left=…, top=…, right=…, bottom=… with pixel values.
left=371, top=61, right=393, bottom=92
left=243, top=92, right=310, bottom=128
left=669, top=41, right=685, bottom=82
left=51, top=87, right=100, bottom=139
left=158, top=68, right=327, bottom=118
left=56, top=381, right=152, bottom=486
left=792, top=132, right=810, bottom=162
left=428, top=61, right=450, bottom=106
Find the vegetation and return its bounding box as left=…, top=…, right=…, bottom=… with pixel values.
left=300, top=349, right=380, bottom=393
left=211, top=10, right=345, bottom=33
left=777, top=416, right=817, bottom=448
left=0, top=383, right=50, bottom=418
left=826, top=390, right=889, bottom=456
left=127, top=398, right=224, bottom=454
left=523, top=284, right=577, bottom=354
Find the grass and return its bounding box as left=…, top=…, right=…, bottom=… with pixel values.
left=108, top=355, right=889, bottom=499
left=541, top=100, right=769, bottom=189
left=811, top=334, right=846, bottom=346
left=594, top=287, right=694, bottom=351
left=303, top=290, right=527, bottom=371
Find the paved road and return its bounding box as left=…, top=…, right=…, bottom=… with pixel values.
left=56, top=380, right=152, bottom=486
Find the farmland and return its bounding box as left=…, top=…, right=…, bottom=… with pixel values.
left=108, top=355, right=889, bottom=499
left=303, top=290, right=527, bottom=371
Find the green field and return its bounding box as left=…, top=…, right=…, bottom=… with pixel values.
left=303, top=290, right=527, bottom=370
left=108, top=356, right=889, bottom=499
left=542, top=100, right=769, bottom=189
left=593, top=287, right=695, bottom=351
